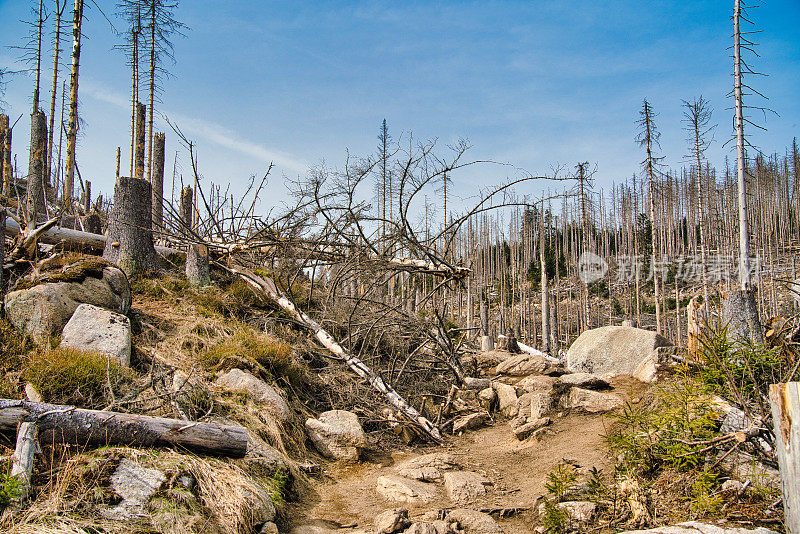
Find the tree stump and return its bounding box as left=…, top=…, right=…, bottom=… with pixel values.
left=180, top=185, right=193, bottom=236
left=722, top=289, right=763, bottom=344
left=186, top=243, right=210, bottom=287
left=687, top=296, right=705, bottom=361
left=103, top=176, right=160, bottom=277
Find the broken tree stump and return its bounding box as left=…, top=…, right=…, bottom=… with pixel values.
left=0, top=399, right=249, bottom=457
left=10, top=422, right=38, bottom=497
left=151, top=132, right=165, bottom=229
left=186, top=243, right=210, bottom=287
left=103, top=176, right=161, bottom=277
left=770, top=382, right=800, bottom=533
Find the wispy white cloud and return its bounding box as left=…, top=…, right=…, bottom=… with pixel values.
left=81, top=79, right=308, bottom=174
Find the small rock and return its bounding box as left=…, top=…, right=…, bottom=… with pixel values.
left=259, top=522, right=280, bottom=534
left=478, top=387, right=496, bottom=410
left=443, top=471, right=492, bottom=503
left=60, top=303, right=132, bottom=366
left=376, top=475, right=437, bottom=504
left=528, top=391, right=557, bottom=419
left=515, top=374, right=559, bottom=394
left=558, top=500, right=597, bottom=522
left=453, top=412, right=489, bottom=434
left=101, top=458, right=166, bottom=520
left=374, top=508, right=411, bottom=533
left=558, top=373, right=610, bottom=390
left=397, top=453, right=458, bottom=481
left=512, top=417, right=551, bottom=440
left=496, top=353, right=548, bottom=376
left=721, top=479, right=745, bottom=493
left=216, top=368, right=290, bottom=421
left=565, top=388, right=623, bottom=413
left=445, top=509, right=504, bottom=534
left=463, top=377, right=492, bottom=390
left=493, top=382, right=518, bottom=418
left=305, top=410, right=367, bottom=461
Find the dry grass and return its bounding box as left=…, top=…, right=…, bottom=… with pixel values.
left=21, top=347, right=134, bottom=408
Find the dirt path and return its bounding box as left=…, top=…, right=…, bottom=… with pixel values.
left=289, top=377, right=647, bottom=533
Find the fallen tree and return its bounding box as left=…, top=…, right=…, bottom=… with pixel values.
left=0, top=399, right=249, bottom=457
left=225, top=263, right=443, bottom=442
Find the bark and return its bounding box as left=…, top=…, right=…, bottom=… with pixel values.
left=186, top=243, right=210, bottom=287
left=151, top=132, right=165, bottom=229
left=0, top=209, right=5, bottom=300
left=134, top=102, right=146, bottom=180
left=103, top=176, right=160, bottom=277
left=63, top=0, right=83, bottom=208
left=228, top=265, right=442, bottom=442
left=26, top=110, right=48, bottom=223
left=0, top=399, right=248, bottom=457
left=146, top=5, right=155, bottom=182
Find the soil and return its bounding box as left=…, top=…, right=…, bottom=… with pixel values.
left=289, top=377, right=649, bottom=533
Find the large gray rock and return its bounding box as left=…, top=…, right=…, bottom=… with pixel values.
left=305, top=410, right=367, bottom=461
left=616, top=522, right=777, bottom=534
left=376, top=475, right=437, bottom=504
left=405, top=522, right=455, bottom=534
left=453, top=412, right=489, bottom=433
left=100, top=458, right=166, bottom=520
left=396, top=452, right=459, bottom=482
left=443, top=470, right=491, bottom=503
left=564, top=387, right=624, bottom=413
left=493, top=382, right=518, bottom=418
left=5, top=259, right=130, bottom=342
left=566, top=326, right=673, bottom=382
left=374, top=508, right=411, bottom=533
left=516, top=374, right=559, bottom=394
left=445, top=509, right=504, bottom=534
left=496, top=353, right=563, bottom=376
left=216, top=368, right=290, bottom=421
left=558, top=372, right=610, bottom=390
left=60, top=304, right=132, bottom=366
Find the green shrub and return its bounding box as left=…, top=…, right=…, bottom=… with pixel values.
left=0, top=472, right=22, bottom=511
left=22, top=347, right=134, bottom=407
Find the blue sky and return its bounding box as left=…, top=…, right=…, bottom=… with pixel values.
left=0, top=0, right=798, bottom=214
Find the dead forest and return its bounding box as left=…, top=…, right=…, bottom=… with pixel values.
left=0, top=1, right=799, bottom=533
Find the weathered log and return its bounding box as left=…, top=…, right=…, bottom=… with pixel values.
left=0, top=399, right=249, bottom=457
left=151, top=132, right=166, bottom=229
left=770, top=382, right=800, bottom=533
left=103, top=176, right=161, bottom=276
left=227, top=264, right=442, bottom=442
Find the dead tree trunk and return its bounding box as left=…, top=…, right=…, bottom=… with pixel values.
left=2, top=118, right=11, bottom=198
left=63, top=0, right=83, bottom=208
left=180, top=185, right=193, bottom=235
left=10, top=422, right=38, bottom=497
left=0, top=399, right=248, bottom=457
left=26, top=110, right=48, bottom=223
left=0, top=115, right=7, bottom=196
left=82, top=180, right=91, bottom=213
left=134, top=102, right=146, bottom=180
left=103, top=176, right=160, bottom=277
left=723, top=288, right=764, bottom=344
left=151, top=132, right=165, bottom=229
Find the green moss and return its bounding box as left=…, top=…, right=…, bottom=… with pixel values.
left=11, top=253, right=114, bottom=292
left=22, top=347, right=134, bottom=407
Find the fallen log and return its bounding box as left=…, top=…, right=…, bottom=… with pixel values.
left=3, top=215, right=180, bottom=257
left=0, top=399, right=249, bottom=457
left=226, top=264, right=442, bottom=442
